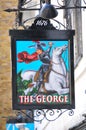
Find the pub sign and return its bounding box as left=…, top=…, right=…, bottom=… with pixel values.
left=10, top=29, right=75, bottom=109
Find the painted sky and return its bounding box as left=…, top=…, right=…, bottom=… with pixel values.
left=16, top=40, right=69, bottom=73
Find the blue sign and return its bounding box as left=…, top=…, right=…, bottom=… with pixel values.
left=6, top=123, right=34, bottom=130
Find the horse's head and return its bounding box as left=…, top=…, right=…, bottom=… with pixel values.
left=52, top=45, right=68, bottom=57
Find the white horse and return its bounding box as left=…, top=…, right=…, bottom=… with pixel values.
left=21, top=45, right=69, bottom=95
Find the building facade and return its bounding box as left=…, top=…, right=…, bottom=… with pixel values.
left=0, top=0, right=86, bottom=130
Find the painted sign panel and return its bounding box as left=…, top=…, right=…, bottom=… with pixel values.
left=17, top=40, right=69, bottom=102
left=10, top=30, right=75, bottom=109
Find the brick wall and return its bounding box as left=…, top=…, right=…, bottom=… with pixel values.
left=0, top=0, right=17, bottom=129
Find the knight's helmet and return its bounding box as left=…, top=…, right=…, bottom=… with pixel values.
left=34, top=41, right=44, bottom=51
left=36, top=42, right=44, bottom=51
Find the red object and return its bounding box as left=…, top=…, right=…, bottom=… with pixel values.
left=17, top=51, right=38, bottom=63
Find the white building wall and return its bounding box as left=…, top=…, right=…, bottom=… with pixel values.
left=35, top=2, right=86, bottom=130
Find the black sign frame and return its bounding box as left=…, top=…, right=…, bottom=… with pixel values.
left=10, top=29, right=75, bottom=110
